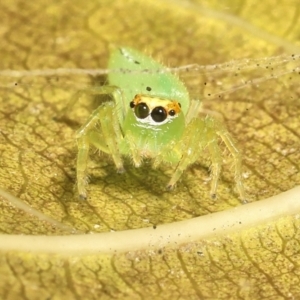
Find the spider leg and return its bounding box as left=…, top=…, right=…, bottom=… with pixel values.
left=75, top=86, right=124, bottom=199
left=125, top=132, right=143, bottom=167
left=166, top=118, right=206, bottom=189
left=57, top=85, right=125, bottom=121
left=216, top=125, right=247, bottom=203
left=207, top=137, right=222, bottom=199
left=206, top=116, right=247, bottom=202
left=76, top=135, right=90, bottom=200
left=167, top=115, right=247, bottom=202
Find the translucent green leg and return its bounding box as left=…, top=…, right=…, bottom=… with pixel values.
left=97, top=103, right=124, bottom=171
left=76, top=136, right=90, bottom=200
left=75, top=86, right=124, bottom=199
left=58, top=85, right=125, bottom=120
left=207, top=138, right=222, bottom=199
left=125, top=131, right=142, bottom=167
left=209, top=116, right=247, bottom=202
left=167, top=115, right=247, bottom=203
left=218, top=129, right=247, bottom=203
left=167, top=118, right=205, bottom=189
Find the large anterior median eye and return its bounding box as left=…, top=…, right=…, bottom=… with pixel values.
left=151, top=106, right=167, bottom=122
left=135, top=102, right=149, bottom=119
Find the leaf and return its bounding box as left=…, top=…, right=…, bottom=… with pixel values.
left=0, top=0, right=300, bottom=299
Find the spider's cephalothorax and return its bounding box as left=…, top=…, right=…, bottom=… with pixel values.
left=74, top=47, right=247, bottom=202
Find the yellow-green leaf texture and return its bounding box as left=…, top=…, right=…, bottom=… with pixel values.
left=0, top=0, right=300, bottom=299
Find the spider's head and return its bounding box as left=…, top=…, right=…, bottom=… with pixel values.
left=130, top=94, right=181, bottom=126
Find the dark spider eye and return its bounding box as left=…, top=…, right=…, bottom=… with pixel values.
left=129, top=101, right=135, bottom=108
left=151, top=106, right=167, bottom=122
left=135, top=102, right=149, bottom=119
left=169, top=109, right=176, bottom=116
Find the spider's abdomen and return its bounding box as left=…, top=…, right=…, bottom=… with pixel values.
left=108, top=48, right=190, bottom=116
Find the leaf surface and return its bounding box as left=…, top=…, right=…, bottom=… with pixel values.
left=0, top=0, right=300, bottom=299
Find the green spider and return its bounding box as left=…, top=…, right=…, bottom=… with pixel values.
left=73, top=47, right=247, bottom=202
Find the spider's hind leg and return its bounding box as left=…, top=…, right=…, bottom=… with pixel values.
left=207, top=136, right=222, bottom=200
left=208, top=116, right=247, bottom=203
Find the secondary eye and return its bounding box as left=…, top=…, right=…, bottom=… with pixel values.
left=151, top=106, right=167, bottom=122
left=134, top=102, right=149, bottom=119
left=169, top=109, right=176, bottom=116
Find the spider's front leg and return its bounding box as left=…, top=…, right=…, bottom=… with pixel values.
left=75, top=87, right=124, bottom=199
left=166, top=117, right=207, bottom=190
left=167, top=116, right=247, bottom=202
